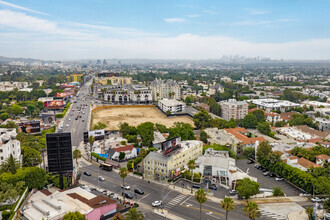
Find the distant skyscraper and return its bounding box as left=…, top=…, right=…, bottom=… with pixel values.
left=103, top=59, right=107, bottom=66
left=118, top=60, right=122, bottom=69
left=96, top=59, right=101, bottom=65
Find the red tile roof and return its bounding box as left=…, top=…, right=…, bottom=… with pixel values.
left=67, top=193, right=116, bottom=209
left=316, top=154, right=330, bottom=160
left=297, top=157, right=320, bottom=169
left=288, top=156, right=298, bottom=160
left=224, top=128, right=266, bottom=145
left=40, top=189, right=52, bottom=196
left=114, top=144, right=134, bottom=152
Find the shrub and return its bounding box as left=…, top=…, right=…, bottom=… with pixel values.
left=1, top=210, right=13, bottom=220
left=273, top=187, right=284, bottom=196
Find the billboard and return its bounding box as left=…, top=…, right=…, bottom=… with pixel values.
left=41, top=113, right=56, bottom=124
left=161, top=137, right=181, bottom=155
left=19, top=120, right=41, bottom=133
left=55, top=93, right=68, bottom=98
left=46, top=132, right=73, bottom=174
left=83, top=129, right=105, bottom=143
left=44, top=100, right=64, bottom=109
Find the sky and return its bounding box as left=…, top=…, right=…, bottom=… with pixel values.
left=0, top=0, right=330, bottom=60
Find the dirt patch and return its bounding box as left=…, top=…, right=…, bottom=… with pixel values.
left=92, top=107, right=194, bottom=130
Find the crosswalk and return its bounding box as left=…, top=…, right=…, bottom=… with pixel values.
left=164, top=194, right=188, bottom=210
left=260, top=210, right=286, bottom=220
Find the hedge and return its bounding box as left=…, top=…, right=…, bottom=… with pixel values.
left=91, top=152, right=106, bottom=162
left=56, top=102, right=71, bottom=118
left=1, top=210, right=12, bottom=220
left=0, top=205, right=13, bottom=211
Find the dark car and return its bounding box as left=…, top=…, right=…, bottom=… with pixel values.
left=268, top=173, right=276, bottom=177
left=122, top=192, right=133, bottom=199
left=192, top=184, right=201, bottom=189
left=229, top=190, right=237, bottom=195
left=208, top=185, right=217, bottom=190
left=134, top=188, right=144, bottom=195
left=247, top=160, right=254, bottom=164
left=83, top=171, right=91, bottom=176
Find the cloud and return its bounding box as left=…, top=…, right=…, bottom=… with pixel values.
left=203, top=10, right=217, bottom=15
left=186, top=14, right=200, bottom=18
left=245, top=8, right=272, bottom=15
left=0, top=0, right=48, bottom=15
left=221, top=19, right=295, bottom=26
left=163, top=18, right=186, bottom=23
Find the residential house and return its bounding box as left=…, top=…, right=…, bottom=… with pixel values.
left=0, top=128, right=21, bottom=165
left=108, top=145, right=137, bottom=161
left=315, top=154, right=330, bottom=166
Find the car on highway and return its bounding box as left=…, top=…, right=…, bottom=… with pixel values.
left=83, top=171, right=91, bottom=176
left=229, top=190, right=237, bottom=195
left=121, top=184, right=130, bottom=190
left=208, top=185, right=217, bottom=190
left=311, top=197, right=323, bottom=203
left=275, top=177, right=284, bottom=181
left=122, top=192, right=133, bottom=199
left=98, top=176, right=105, bottom=181
left=152, top=200, right=162, bottom=207
left=192, top=184, right=201, bottom=189
left=134, top=188, right=144, bottom=195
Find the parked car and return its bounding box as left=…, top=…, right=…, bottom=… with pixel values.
left=275, top=177, right=284, bottom=181
left=254, top=164, right=261, bottom=169
left=311, top=197, right=323, bottom=203
left=152, top=200, right=162, bottom=207
left=83, top=171, right=91, bottom=176
left=324, top=212, right=330, bottom=220
left=268, top=173, right=276, bottom=177
left=261, top=168, right=268, bottom=172
left=247, top=160, right=254, bottom=164
left=263, top=171, right=270, bottom=176
left=122, top=192, right=133, bottom=199
left=98, top=176, right=105, bottom=181
left=208, top=185, right=217, bottom=190
left=134, top=188, right=144, bottom=195
left=121, top=184, right=130, bottom=190
left=192, top=184, right=201, bottom=189
left=229, top=190, right=237, bottom=195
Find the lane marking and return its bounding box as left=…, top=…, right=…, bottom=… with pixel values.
left=138, top=193, right=151, bottom=202
left=180, top=196, right=190, bottom=205
left=180, top=205, right=224, bottom=217
left=162, top=189, right=173, bottom=201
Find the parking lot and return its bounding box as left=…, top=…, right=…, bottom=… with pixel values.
left=236, top=159, right=302, bottom=196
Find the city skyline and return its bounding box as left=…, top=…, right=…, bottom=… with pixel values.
left=0, top=0, right=330, bottom=60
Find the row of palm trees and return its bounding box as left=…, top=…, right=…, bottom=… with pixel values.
left=195, top=188, right=261, bottom=220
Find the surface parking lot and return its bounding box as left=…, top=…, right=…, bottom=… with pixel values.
left=236, top=159, right=302, bottom=196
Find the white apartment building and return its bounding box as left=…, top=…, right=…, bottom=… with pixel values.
left=251, top=98, right=300, bottom=113
left=0, top=128, right=21, bottom=165
left=220, top=99, right=248, bottom=121
left=149, top=78, right=180, bottom=100
left=274, top=75, right=297, bottom=82
left=157, top=98, right=185, bottom=114
left=144, top=140, right=203, bottom=180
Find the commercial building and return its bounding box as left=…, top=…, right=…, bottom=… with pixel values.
left=22, top=187, right=118, bottom=220
left=157, top=99, right=185, bottom=114
left=220, top=99, right=248, bottom=121
left=97, top=84, right=152, bottom=104
left=96, top=76, right=132, bottom=85
left=250, top=99, right=300, bottom=113
left=66, top=73, right=82, bottom=83
left=0, top=128, right=21, bottom=165
left=144, top=140, right=203, bottom=180
left=149, top=78, right=180, bottom=100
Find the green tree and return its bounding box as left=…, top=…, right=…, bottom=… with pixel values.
left=210, top=102, right=221, bottom=116
left=193, top=109, right=212, bottom=129
left=137, top=122, right=154, bottom=147
left=166, top=110, right=171, bottom=116
left=22, top=146, right=42, bottom=167
left=0, top=154, right=20, bottom=174
left=324, top=197, right=330, bottom=212
left=11, top=104, right=23, bottom=116
left=119, top=152, right=126, bottom=160
left=62, top=211, right=86, bottom=220
left=200, top=130, right=208, bottom=144
left=27, top=104, right=37, bottom=116
left=273, top=187, right=284, bottom=196
left=243, top=147, right=255, bottom=159
left=120, top=140, right=127, bottom=145
left=124, top=207, right=144, bottom=220
left=112, top=212, right=124, bottom=220
left=0, top=112, right=9, bottom=121
left=243, top=201, right=261, bottom=220
left=242, top=113, right=258, bottom=129
left=126, top=135, right=137, bottom=144
left=257, top=121, right=272, bottom=137
left=88, top=136, right=95, bottom=159
left=256, top=142, right=272, bottom=161
left=155, top=123, right=168, bottom=133
left=236, top=178, right=260, bottom=199
left=119, top=167, right=128, bottom=200
left=187, top=159, right=196, bottom=193
left=305, top=206, right=313, bottom=220
left=195, top=188, right=207, bottom=220
left=93, top=121, right=107, bottom=130
left=220, top=197, right=236, bottom=220
left=252, top=109, right=266, bottom=123
left=168, top=122, right=195, bottom=140
left=73, top=149, right=82, bottom=167
left=139, top=148, right=147, bottom=158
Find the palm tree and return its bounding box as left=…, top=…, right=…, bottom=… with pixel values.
left=243, top=201, right=261, bottom=220
left=73, top=149, right=82, bottom=167
left=195, top=188, right=207, bottom=220
left=221, top=197, right=236, bottom=220
left=119, top=167, right=128, bottom=202
left=0, top=154, right=20, bottom=174
left=124, top=207, right=144, bottom=220
left=88, top=136, right=95, bottom=160
left=187, top=159, right=196, bottom=193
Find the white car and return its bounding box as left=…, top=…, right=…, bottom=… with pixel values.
left=152, top=200, right=162, bottom=207
left=98, top=176, right=105, bottom=181
left=66, top=124, right=69, bottom=127
left=275, top=177, right=283, bottom=181
left=121, top=184, right=130, bottom=190
left=69, top=118, right=71, bottom=121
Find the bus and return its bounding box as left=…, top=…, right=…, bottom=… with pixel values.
left=99, top=162, right=113, bottom=171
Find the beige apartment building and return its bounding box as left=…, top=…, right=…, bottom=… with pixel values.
left=143, top=140, right=203, bottom=180
left=220, top=99, right=248, bottom=121
left=149, top=78, right=181, bottom=100
left=97, top=76, right=132, bottom=85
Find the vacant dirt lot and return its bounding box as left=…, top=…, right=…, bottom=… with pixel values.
left=92, top=107, right=194, bottom=130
